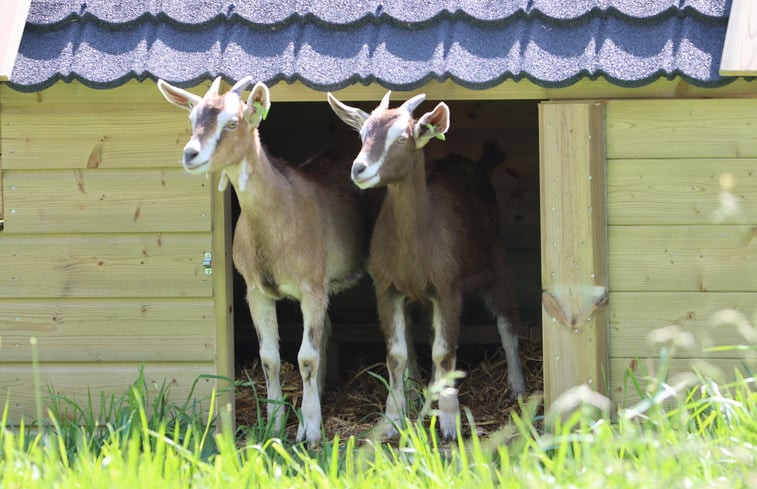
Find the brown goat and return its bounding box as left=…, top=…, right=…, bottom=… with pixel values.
left=158, top=77, right=367, bottom=446
left=328, top=91, right=525, bottom=439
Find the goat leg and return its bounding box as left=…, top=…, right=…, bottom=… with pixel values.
left=248, top=291, right=284, bottom=435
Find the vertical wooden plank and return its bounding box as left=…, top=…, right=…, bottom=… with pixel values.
left=1, top=84, right=4, bottom=223
left=211, top=175, right=235, bottom=425
left=719, top=0, right=757, bottom=76
left=539, top=102, right=609, bottom=408
left=0, top=0, right=32, bottom=80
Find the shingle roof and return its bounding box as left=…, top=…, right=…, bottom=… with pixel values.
left=8, top=0, right=734, bottom=92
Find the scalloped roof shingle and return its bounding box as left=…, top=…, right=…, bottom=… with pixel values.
left=8, top=0, right=734, bottom=92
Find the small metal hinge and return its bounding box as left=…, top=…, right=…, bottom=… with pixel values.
left=203, top=251, right=212, bottom=275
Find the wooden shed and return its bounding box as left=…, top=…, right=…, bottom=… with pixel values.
left=1, top=0, right=756, bottom=423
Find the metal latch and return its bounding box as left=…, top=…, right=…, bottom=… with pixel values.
left=203, top=251, right=212, bottom=275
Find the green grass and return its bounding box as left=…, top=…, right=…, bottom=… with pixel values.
left=2, top=349, right=757, bottom=488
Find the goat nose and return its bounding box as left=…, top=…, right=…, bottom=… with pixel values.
left=352, top=163, right=367, bottom=179
left=183, top=147, right=199, bottom=162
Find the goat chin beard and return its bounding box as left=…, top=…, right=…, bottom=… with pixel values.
left=183, top=161, right=210, bottom=174
left=353, top=174, right=380, bottom=189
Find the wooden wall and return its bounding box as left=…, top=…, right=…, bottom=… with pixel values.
left=605, top=99, right=757, bottom=404
left=0, top=81, right=227, bottom=423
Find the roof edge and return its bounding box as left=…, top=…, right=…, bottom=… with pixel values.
left=24, top=6, right=728, bottom=34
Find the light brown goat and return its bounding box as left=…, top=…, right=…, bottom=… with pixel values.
left=158, top=77, right=367, bottom=446
left=328, top=91, right=526, bottom=439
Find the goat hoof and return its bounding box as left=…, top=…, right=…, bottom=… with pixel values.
left=296, top=422, right=322, bottom=448
left=369, top=419, right=400, bottom=441
left=509, top=389, right=526, bottom=401
left=439, top=415, right=459, bottom=441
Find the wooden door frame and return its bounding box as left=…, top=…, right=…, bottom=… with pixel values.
left=539, top=101, right=610, bottom=407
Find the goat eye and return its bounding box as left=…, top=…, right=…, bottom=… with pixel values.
left=226, top=119, right=239, bottom=129
left=397, top=136, right=408, bottom=144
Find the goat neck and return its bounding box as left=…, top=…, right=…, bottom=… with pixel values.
left=221, top=131, right=285, bottom=212
left=383, top=151, right=431, bottom=243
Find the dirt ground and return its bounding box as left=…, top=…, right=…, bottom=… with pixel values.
left=235, top=337, right=543, bottom=440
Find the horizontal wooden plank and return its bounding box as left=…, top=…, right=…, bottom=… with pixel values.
left=1, top=363, right=220, bottom=425
left=1, top=82, right=192, bottom=169
left=610, top=357, right=754, bottom=407
left=272, top=77, right=757, bottom=102
left=608, top=225, right=757, bottom=292
left=609, top=292, right=757, bottom=358
left=3, top=168, right=211, bottom=233
left=606, top=99, right=757, bottom=159
left=0, top=299, right=216, bottom=362
left=0, top=233, right=213, bottom=298
left=608, top=159, right=757, bottom=225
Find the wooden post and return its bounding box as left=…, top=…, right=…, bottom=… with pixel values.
left=211, top=175, right=235, bottom=426
left=0, top=0, right=32, bottom=81
left=539, top=102, right=609, bottom=408
left=719, top=0, right=757, bottom=76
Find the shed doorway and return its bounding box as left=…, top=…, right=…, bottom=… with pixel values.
left=228, top=98, right=542, bottom=433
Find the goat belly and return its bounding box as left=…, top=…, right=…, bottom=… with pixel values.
left=253, top=269, right=285, bottom=300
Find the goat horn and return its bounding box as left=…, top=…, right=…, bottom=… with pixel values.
left=400, top=93, right=426, bottom=114
left=206, top=76, right=223, bottom=98
left=230, top=76, right=255, bottom=95
left=378, top=91, right=392, bottom=110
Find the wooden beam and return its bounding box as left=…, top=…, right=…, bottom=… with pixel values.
left=211, top=174, right=236, bottom=426
left=539, top=102, right=609, bottom=407
left=4, top=76, right=757, bottom=107
left=0, top=0, right=31, bottom=81
left=720, top=0, right=757, bottom=76
left=271, top=78, right=757, bottom=102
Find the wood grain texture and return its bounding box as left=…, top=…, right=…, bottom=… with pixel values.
left=606, top=99, right=757, bottom=160
left=210, top=173, right=236, bottom=418
left=720, top=0, right=757, bottom=75
left=0, top=298, right=216, bottom=362
left=3, top=168, right=211, bottom=233
left=610, top=357, right=754, bottom=406
left=608, top=159, right=757, bottom=225
left=540, top=101, right=609, bottom=406
left=0, top=0, right=31, bottom=80
left=1, top=363, right=220, bottom=425
left=0, top=233, right=213, bottom=298
left=609, top=292, right=757, bottom=358
left=269, top=78, right=757, bottom=101
left=2, top=82, right=192, bottom=170
left=608, top=225, right=757, bottom=292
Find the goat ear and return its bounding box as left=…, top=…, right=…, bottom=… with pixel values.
left=157, top=79, right=202, bottom=112
left=413, top=102, right=450, bottom=149
left=244, top=82, right=271, bottom=128
left=327, top=93, right=369, bottom=131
